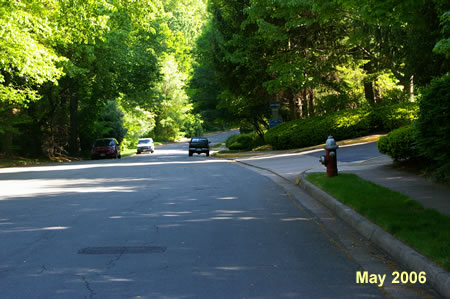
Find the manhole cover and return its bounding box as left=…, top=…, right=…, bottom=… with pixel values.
left=78, top=246, right=166, bottom=254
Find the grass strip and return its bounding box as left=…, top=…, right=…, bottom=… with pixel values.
left=121, top=148, right=137, bottom=157
left=216, top=149, right=247, bottom=154
left=212, top=142, right=224, bottom=149
left=307, top=173, right=450, bottom=271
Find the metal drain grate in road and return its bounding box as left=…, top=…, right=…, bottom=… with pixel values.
left=78, top=246, right=166, bottom=254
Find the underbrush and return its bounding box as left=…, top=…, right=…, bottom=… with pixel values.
left=265, top=103, right=418, bottom=150
left=225, top=132, right=266, bottom=151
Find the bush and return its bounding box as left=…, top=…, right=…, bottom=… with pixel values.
left=377, top=125, right=418, bottom=161
left=239, top=121, right=254, bottom=134
left=226, top=132, right=265, bottom=151
left=225, top=134, right=240, bottom=148
left=371, top=102, right=419, bottom=132
left=264, top=103, right=418, bottom=150
left=416, top=74, right=450, bottom=181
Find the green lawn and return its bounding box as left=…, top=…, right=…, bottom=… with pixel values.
left=212, top=142, right=224, bottom=149
left=307, top=173, right=450, bottom=271
left=121, top=148, right=137, bottom=157
left=215, top=149, right=247, bottom=154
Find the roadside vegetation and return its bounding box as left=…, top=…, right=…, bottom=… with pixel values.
left=120, top=148, right=136, bottom=158
left=0, top=156, right=59, bottom=168
left=225, top=133, right=266, bottom=151
left=378, top=74, right=450, bottom=181
left=0, top=0, right=215, bottom=162
left=307, top=173, right=450, bottom=271
left=265, top=103, right=417, bottom=150
left=212, top=142, right=224, bottom=149
left=195, top=0, right=449, bottom=180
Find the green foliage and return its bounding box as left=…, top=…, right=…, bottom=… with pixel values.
left=93, top=100, right=127, bottom=143
left=315, top=94, right=363, bottom=115
left=192, top=0, right=449, bottom=134
left=265, top=103, right=418, bottom=150
left=0, top=0, right=65, bottom=105
left=0, top=0, right=209, bottom=157
left=239, top=121, right=254, bottom=134
left=2, top=0, right=449, bottom=159
left=183, top=113, right=204, bottom=138
left=121, top=105, right=156, bottom=149
left=416, top=73, right=450, bottom=181
left=370, top=102, right=419, bottom=132
left=434, top=11, right=450, bottom=58
left=225, top=135, right=240, bottom=149
left=153, top=54, right=197, bottom=141
left=377, top=125, right=418, bottom=161
left=225, top=132, right=265, bottom=151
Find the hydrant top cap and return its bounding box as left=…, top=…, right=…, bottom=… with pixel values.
left=325, top=135, right=339, bottom=150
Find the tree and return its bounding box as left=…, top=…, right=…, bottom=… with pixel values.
left=93, top=100, right=127, bottom=143
left=153, top=54, right=192, bottom=140
left=1, top=0, right=212, bottom=158
left=434, top=11, right=450, bottom=58
left=0, top=0, right=65, bottom=154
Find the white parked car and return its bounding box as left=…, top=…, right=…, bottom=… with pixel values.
left=136, top=138, right=155, bottom=154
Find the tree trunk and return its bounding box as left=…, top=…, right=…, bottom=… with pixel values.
left=296, top=92, right=303, bottom=119
left=363, top=57, right=376, bottom=107
left=409, top=75, right=415, bottom=102
left=308, top=88, right=316, bottom=116
left=69, top=94, right=79, bottom=156
left=0, top=108, right=13, bottom=155
left=304, top=89, right=310, bottom=118
left=1, top=132, right=13, bottom=156
left=288, top=96, right=297, bottom=121
left=364, top=81, right=375, bottom=106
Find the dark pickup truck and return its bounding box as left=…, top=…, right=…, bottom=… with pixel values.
left=188, top=137, right=210, bottom=156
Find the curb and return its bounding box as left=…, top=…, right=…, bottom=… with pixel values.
left=296, top=172, right=450, bottom=299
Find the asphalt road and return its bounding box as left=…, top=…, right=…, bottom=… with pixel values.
left=0, top=136, right=385, bottom=298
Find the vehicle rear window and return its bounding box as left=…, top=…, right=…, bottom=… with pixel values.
left=95, top=139, right=113, bottom=146
left=191, top=138, right=207, bottom=142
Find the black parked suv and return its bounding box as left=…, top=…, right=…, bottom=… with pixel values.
left=188, top=137, right=210, bottom=156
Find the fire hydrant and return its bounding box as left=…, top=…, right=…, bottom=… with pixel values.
left=319, top=136, right=339, bottom=177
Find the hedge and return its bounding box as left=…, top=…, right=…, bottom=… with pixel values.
left=377, top=125, right=418, bottom=161
left=225, top=134, right=240, bottom=148
left=264, top=103, right=418, bottom=150
left=226, top=132, right=265, bottom=151
left=416, top=73, right=450, bottom=181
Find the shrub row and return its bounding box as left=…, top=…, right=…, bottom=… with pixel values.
left=416, top=74, right=450, bottom=181
left=226, top=132, right=265, bottom=151
left=264, top=102, right=418, bottom=150
left=377, top=125, right=418, bottom=161
left=376, top=74, right=450, bottom=182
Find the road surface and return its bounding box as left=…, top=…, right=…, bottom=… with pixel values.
left=0, top=136, right=391, bottom=298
